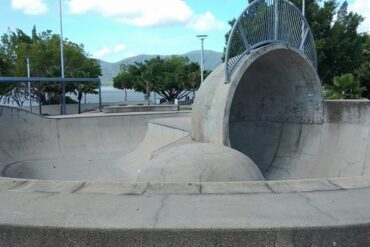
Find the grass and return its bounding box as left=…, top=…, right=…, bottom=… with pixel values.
left=179, top=105, right=192, bottom=111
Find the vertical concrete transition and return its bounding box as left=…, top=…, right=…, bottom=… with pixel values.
left=192, top=44, right=324, bottom=178
left=229, top=47, right=323, bottom=175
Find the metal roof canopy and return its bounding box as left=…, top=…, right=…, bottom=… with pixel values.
left=0, top=77, right=102, bottom=115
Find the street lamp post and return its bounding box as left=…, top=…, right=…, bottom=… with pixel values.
left=196, top=35, right=208, bottom=84
left=195, top=35, right=207, bottom=101
left=59, top=0, right=66, bottom=115
left=25, top=57, right=32, bottom=112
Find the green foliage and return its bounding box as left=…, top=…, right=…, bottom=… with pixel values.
left=113, top=56, right=209, bottom=102
left=320, top=2, right=364, bottom=83
left=324, top=73, right=365, bottom=99
left=65, top=96, right=77, bottom=104
left=356, top=35, right=370, bottom=98
left=0, top=26, right=101, bottom=106
left=221, top=18, right=236, bottom=62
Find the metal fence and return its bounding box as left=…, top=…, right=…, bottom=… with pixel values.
left=0, top=77, right=102, bottom=115
left=224, top=0, right=317, bottom=83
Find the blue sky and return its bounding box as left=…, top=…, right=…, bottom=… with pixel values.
left=0, top=0, right=368, bottom=63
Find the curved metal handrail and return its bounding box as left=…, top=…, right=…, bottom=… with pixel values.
left=225, top=0, right=317, bottom=83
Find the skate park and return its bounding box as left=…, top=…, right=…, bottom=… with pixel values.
left=1, top=0, right=370, bottom=246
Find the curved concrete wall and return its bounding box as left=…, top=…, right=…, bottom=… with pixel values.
left=267, top=100, right=370, bottom=180
left=192, top=44, right=322, bottom=145
left=192, top=44, right=370, bottom=180
left=0, top=106, right=190, bottom=181
left=229, top=48, right=323, bottom=174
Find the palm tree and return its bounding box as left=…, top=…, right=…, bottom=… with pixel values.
left=325, top=73, right=366, bottom=99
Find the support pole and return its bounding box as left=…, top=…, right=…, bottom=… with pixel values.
left=301, top=0, right=305, bottom=43
left=196, top=35, right=208, bottom=84
left=59, top=0, right=66, bottom=115
left=38, top=82, right=42, bottom=115
left=98, top=79, right=102, bottom=112
left=196, top=35, right=208, bottom=100
left=274, top=0, right=279, bottom=41
left=200, top=39, right=205, bottom=83
left=26, top=57, right=32, bottom=112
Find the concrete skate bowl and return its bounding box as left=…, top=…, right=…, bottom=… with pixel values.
left=2, top=3, right=370, bottom=247
left=2, top=84, right=370, bottom=246
left=0, top=106, right=195, bottom=181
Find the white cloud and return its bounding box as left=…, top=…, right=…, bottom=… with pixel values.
left=188, top=11, right=226, bottom=31
left=67, top=0, right=224, bottom=31
left=67, top=0, right=193, bottom=27
left=348, top=0, right=370, bottom=33
left=92, top=43, right=127, bottom=59
left=11, top=0, right=48, bottom=15
left=114, top=44, right=126, bottom=53
left=92, top=47, right=111, bottom=59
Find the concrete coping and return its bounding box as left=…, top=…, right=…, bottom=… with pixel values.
left=0, top=105, right=190, bottom=119
left=1, top=176, right=369, bottom=196
left=103, top=105, right=179, bottom=114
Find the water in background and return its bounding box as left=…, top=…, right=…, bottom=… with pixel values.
left=0, top=87, right=160, bottom=106
left=71, top=86, right=159, bottom=104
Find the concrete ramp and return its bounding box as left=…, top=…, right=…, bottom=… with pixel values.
left=114, top=118, right=192, bottom=181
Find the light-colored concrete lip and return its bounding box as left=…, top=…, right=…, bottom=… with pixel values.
left=1, top=176, right=370, bottom=232
left=1, top=176, right=369, bottom=195
left=48, top=110, right=191, bottom=119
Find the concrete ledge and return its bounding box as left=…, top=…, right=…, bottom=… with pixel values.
left=1, top=180, right=370, bottom=246
left=324, top=100, right=370, bottom=124
left=103, top=105, right=179, bottom=113
left=1, top=176, right=370, bottom=195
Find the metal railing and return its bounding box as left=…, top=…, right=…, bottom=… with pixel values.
left=0, top=77, right=102, bottom=115
left=225, top=0, right=317, bottom=83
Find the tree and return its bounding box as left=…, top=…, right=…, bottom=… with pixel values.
left=113, top=64, right=135, bottom=102
left=356, top=35, right=370, bottom=98
left=0, top=26, right=101, bottom=109
left=324, top=73, right=365, bottom=99
left=221, top=18, right=236, bottom=62
left=113, top=56, right=209, bottom=102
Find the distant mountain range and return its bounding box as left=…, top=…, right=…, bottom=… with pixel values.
left=99, top=50, right=223, bottom=85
